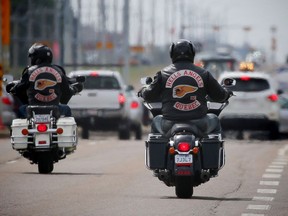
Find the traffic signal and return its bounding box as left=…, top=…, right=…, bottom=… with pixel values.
left=1, top=0, right=10, bottom=45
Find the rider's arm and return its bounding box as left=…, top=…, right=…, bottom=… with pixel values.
left=141, top=71, right=162, bottom=102
left=205, top=71, right=229, bottom=103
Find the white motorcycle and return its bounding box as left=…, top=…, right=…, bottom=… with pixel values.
left=8, top=76, right=84, bottom=174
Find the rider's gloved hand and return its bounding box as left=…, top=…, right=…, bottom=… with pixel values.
left=6, top=81, right=18, bottom=93
left=137, top=87, right=145, bottom=98
left=225, top=88, right=234, bottom=99
left=71, top=83, right=84, bottom=94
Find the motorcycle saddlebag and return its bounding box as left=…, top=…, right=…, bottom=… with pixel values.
left=11, top=119, right=29, bottom=150
left=56, top=117, right=77, bottom=148
left=145, top=133, right=168, bottom=170
left=200, top=137, right=224, bottom=169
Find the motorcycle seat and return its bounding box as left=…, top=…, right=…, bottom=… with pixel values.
left=26, top=105, right=60, bottom=119
left=170, top=123, right=206, bottom=137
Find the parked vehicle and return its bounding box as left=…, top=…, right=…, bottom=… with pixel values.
left=141, top=76, right=235, bottom=198
left=1, top=75, right=17, bottom=128
left=278, top=93, right=288, bottom=135
left=9, top=76, right=84, bottom=174
left=68, top=70, right=143, bottom=140
left=218, top=71, right=280, bottom=140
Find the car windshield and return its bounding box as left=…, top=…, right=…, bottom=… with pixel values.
left=228, top=78, right=270, bottom=92
left=83, top=76, right=120, bottom=90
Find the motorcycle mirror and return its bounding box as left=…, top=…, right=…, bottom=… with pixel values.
left=76, top=76, right=86, bottom=83
left=140, top=77, right=153, bottom=85
left=222, top=78, right=236, bottom=87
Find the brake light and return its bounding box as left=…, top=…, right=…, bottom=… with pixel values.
left=178, top=142, right=190, bottom=152
left=240, top=75, right=250, bottom=81
left=130, top=101, right=139, bottom=109
left=118, top=93, right=126, bottom=105
left=90, top=71, right=99, bottom=77
left=37, top=124, right=48, bottom=132
left=268, top=94, right=278, bottom=102
left=2, top=97, right=12, bottom=105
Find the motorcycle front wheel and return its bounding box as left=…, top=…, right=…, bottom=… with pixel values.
left=175, top=176, right=193, bottom=198
left=37, top=152, right=54, bottom=174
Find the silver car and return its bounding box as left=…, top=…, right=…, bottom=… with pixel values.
left=68, top=70, right=143, bottom=140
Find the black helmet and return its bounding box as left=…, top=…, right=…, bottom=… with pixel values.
left=169, top=39, right=195, bottom=63
left=28, top=43, right=53, bottom=65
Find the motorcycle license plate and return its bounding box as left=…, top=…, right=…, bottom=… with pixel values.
left=175, top=154, right=193, bottom=164
left=35, top=114, right=50, bottom=123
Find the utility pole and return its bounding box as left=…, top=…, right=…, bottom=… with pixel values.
left=99, top=0, right=107, bottom=64
left=1, top=0, right=10, bottom=96
left=123, top=0, right=130, bottom=84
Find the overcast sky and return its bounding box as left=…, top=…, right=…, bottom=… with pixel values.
left=72, top=0, right=288, bottom=64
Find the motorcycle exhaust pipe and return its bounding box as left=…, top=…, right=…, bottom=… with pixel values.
left=200, top=170, right=210, bottom=182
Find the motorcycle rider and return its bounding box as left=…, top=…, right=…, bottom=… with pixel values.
left=138, top=39, right=232, bottom=137
left=6, top=43, right=82, bottom=118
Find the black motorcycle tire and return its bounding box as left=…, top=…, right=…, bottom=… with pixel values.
left=37, top=152, right=54, bottom=174
left=175, top=176, right=193, bottom=198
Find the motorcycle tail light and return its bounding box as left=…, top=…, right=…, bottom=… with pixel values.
left=178, top=142, right=190, bottom=152
left=37, top=124, right=48, bottom=132
left=56, top=128, right=64, bottom=134
left=192, top=147, right=199, bottom=154
left=267, top=94, right=278, bottom=102
left=21, top=128, right=29, bottom=135
left=130, top=101, right=139, bottom=109
left=118, top=93, right=126, bottom=105
left=169, top=147, right=176, bottom=155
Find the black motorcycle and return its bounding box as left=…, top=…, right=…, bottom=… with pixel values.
left=141, top=77, right=235, bottom=198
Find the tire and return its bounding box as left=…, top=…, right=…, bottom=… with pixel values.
left=175, top=176, right=193, bottom=198
left=118, top=128, right=130, bottom=140
left=37, top=152, right=54, bottom=174
left=269, top=122, right=280, bottom=140
left=81, top=126, right=89, bottom=139
left=135, top=124, right=142, bottom=140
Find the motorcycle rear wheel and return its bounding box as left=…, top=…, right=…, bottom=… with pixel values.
left=37, top=152, right=54, bottom=174
left=175, top=176, right=193, bottom=198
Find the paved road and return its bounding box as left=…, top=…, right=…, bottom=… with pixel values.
left=1, top=131, right=288, bottom=216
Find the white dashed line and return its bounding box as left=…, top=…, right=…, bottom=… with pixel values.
left=241, top=214, right=265, bottom=216
left=252, top=196, right=274, bottom=201
left=257, top=189, right=277, bottom=194
left=246, top=204, right=271, bottom=210
left=271, top=161, right=287, bottom=165
left=265, top=168, right=283, bottom=173
left=6, top=160, right=17, bottom=164
left=268, top=165, right=284, bottom=168
left=259, top=180, right=279, bottom=186
left=242, top=145, right=288, bottom=216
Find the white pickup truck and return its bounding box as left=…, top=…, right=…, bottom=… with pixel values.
left=68, top=70, right=143, bottom=140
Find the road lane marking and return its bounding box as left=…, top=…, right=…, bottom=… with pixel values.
left=246, top=205, right=271, bottom=210
left=268, top=165, right=284, bottom=168
left=257, top=189, right=277, bottom=194
left=259, top=180, right=279, bottom=186
left=265, top=168, right=283, bottom=173
left=262, top=173, right=281, bottom=178
left=241, top=214, right=265, bottom=216
left=271, top=161, right=287, bottom=165
left=252, top=196, right=274, bottom=201
left=6, top=160, right=17, bottom=164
